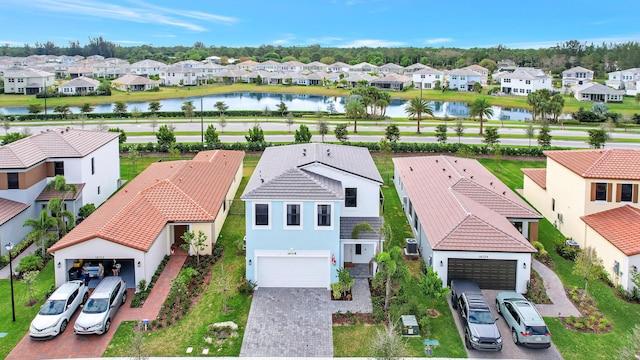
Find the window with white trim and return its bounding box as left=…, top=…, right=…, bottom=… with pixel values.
left=254, top=203, right=270, bottom=227
left=345, top=188, right=357, bottom=207
left=285, top=203, right=302, bottom=227
left=316, top=204, right=332, bottom=227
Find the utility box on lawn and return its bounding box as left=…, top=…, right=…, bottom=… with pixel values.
left=401, top=315, right=419, bottom=336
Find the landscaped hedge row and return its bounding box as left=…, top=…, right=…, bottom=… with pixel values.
left=120, top=141, right=559, bottom=157
left=130, top=255, right=171, bottom=308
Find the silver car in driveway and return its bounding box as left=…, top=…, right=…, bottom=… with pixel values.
left=74, top=276, right=126, bottom=335
left=496, top=291, right=552, bottom=348
left=30, top=280, right=89, bottom=339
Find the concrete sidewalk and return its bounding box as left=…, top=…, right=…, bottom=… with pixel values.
left=533, top=259, right=581, bottom=317
left=0, top=242, right=37, bottom=279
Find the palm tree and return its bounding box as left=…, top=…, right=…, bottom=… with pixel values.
left=44, top=175, right=78, bottom=236
left=405, top=97, right=434, bottom=134
left=23, top=210, right=57, bottom=258
left=374, top=246, right=408, bottom=311
left=47, top=198, right=75, bottom=238
left=345, top=99, right=365, bottom=133
left=469, top=98, right=494, bottom=135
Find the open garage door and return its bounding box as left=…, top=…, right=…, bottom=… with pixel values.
left=447, top=258, right=517, bottom=290
left=256, top=253, right=329, bottom=288
left=66, top=259, right=135, bottom=288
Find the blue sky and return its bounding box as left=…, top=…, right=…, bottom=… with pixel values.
left=2, top=0, right=640, bottom=49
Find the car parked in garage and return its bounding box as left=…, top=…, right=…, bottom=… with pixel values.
left=30, top=280, right=88, bottom=340
left=495, top=291, right=552, bottom=348
left=74, top=276, right=126, bottom=335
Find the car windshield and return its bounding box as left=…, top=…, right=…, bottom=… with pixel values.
left=469, top=310, right=495, bottom=324
left=39, top=300, right=66, bottom=315
left=82, top=298, right=109, bottom=314
left=526, top=325, right=550, bottom=335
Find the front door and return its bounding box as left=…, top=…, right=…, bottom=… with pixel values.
left=173, top=225, right=188, bottom=246
left=344, top=244, right=353, bottom=263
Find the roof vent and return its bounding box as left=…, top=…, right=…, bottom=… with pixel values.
left=470, top=175, right=474, bottom=179
left=409, top=166, right=413, bottom=171
left=463, top=168, right=466, bottom=172
left=503, top=191, right=506, bottom=195
left=490, top=181, right=493, bottom=186
left=435, top=159, right=438, bottom=163
left=327, top=149, right=331, bottom=157
left=454, top=159, right=457, bottom=163
left=303, top=148, right=307, bottom=156
left=448, top=175, right=451, bottom=179
left=442, top=168, right=446, bottom=172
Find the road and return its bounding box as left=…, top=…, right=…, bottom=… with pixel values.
left=6, top=120, right=640, bottom=150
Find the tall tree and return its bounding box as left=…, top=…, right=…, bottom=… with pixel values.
left=482, top=127, right=500, bottom=147
left=525, top=123, right=535, bottom=147
left=156, top=124, right=176, bottom=148
left=23, top=210, right=57, bottom=258
left=214, top=101, right=228, bottom=120
left=405, top=97, right=434, bottom=134
left=334, top=124, right=349, bottom=143
left=587, top=128, right=608, bottom=149
left=148, top=101, right=162, bottom=116
left=435, top=124, right=448, bottom=144
left=317, top=119, right=328, bottom=142
left=373, top=245, right=409, bottom=312
left=181, top=100, right=195, bottom=122
left=294, top=124, right=312, bottom=143
left=452, top=119, right=465, bottom=143
left=537, top=123, right=552, bottom=148
left=345, top=99, right=366, bottom=133
left=469, top=98, right=494, bottom=135
left=277, top=101, right=288, bottom=117
left=113, top=101, right=128, bottom=118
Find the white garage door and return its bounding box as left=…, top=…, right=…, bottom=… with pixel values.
left=256, top=254, right=329, bottom=288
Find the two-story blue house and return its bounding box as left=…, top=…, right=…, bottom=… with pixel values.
left=241, top=144, right=384, bottom=289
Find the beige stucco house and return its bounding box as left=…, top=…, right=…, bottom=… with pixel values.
left=522, top=149, right=640, bottom=290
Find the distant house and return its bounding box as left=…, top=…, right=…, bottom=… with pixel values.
left=562, top=66, right=594, bottom=87
left=349, top=62, right=378, bottom=73
left=112, top=74, right=160, bottom=91
left=256, top=60, right=280, bottom=72
left=129, top=59, right=166, bottom=77
left=394, top=156, right=540, bottom=293
left=327, top=62, right=350, bottom=73
left=58, top=76, right=101, bottom=95
left=159, top=65, right=197, bottom=86
left=606, top=68, right=639, bottom=96
left=0, top=129, right=121, bottom=255
left=241, top=144, right=384, bottom=289
left=411, top=67, right=444, bottom=90
left=379, top=63, right=405, bottom=75
left=370, top=73, right=411, bottom=91
left=48, top=150, right=244, bottom=288
left=444, top=69, right=482, bottom=91
left=572, top=82, right=624, bottom=103
left=462, top=64, right=489, bottom=85
left=522, top=149, right=640, bottom=291
left=495, top=68, right=553, bottom=96
left=404, top=63, right=429, bottom=74
left=2, top=67, right=55, bottom=94
left=344, top=72, right=377, bottom=87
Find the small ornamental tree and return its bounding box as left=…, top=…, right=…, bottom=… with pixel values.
left=385, top=124, right=400, bottom=143
left=204, top=124, right=220, bottom=147
left=587, top=129, right=608, bottom=149
left=285, top=112, right=295, bottom=133
left=294, top=124, right=312, bottom=143
left=23, top=270, right=40, bottom=306
left=77, top=203, right=96, bottom=223
left=373, top=245, right=409, bottom=312
left=335, top=124, right=349, bottom=143
left=538, top=122, right=552, bottom=148
left=419, top=265, right=450, bottom=311
left=482, top=127, right=500, bottom=147
left=113, top=101, right=128, bottom=118
left=572, top=246, right=604, bottom=296
left=108, top=127, right=127, bottom=144
left=435, top=124, right=448, bottom=144
left=180, top=230, right=208, bottom=267
left=181, top=100, right=195, bottom=122
left=525, top=123, right=535, bottom=147
left=156, top=124, right=176, bottom=148
left=317, top=119, right=328, bottom=142
left=369, top=322, right=407, bottom=360
left=452, top=119, right=465, bottom=143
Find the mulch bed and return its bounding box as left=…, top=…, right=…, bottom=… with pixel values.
left=560, top=287, right=612, bottom=334
left=332, top=312, right=377, bottom=326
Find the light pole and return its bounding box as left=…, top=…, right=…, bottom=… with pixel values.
left=5, top=242, right=16, bottom=322
left=200, top=97, right=204, bottom=145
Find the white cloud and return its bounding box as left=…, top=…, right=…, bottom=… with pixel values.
left=337, top=39, right=405, bottom=48
left=272, top=33, right=296, bottom=45
left=305, top=37, right=344, bottom=45
left=426, top=37, right=453, bottom=45
left=8, top=0, right=238, bottom=33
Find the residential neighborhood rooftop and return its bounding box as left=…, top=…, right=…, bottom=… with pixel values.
left=49, top=150, right=244, bottom=252
left=544, top=149, right=640, bottom=180
left=581, top=205, right=640, bottom=256
left=521, top=168, right=547, bottom=189
left=0, top=198, right=30, bottom=225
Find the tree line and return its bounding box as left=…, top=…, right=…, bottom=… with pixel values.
left=2, top=38, right=640, bottom=78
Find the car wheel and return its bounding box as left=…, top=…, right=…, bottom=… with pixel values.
left=495, top=299, right=502, bottom=315
left=105, top=319, right=111, bottom=333
left=512, top=329, right=520, bottom=345
left=121, top=291, right=127, bottom=305
left=60, top=319, right=68, bottom=334
left=451, top=295, right=457, bottom=309
left=83, top=292, right=89, bottom=304
left=464, top=332, right=472, bottom=349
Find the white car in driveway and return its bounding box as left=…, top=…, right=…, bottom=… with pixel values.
left=74, top=276, right=126, bottom=335
left=495, top=291, right=552, bottom=348
left=30, top=280, right=89, bottom=340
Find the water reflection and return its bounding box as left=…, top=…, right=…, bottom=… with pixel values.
left=0, top=92, right=534, bottom=120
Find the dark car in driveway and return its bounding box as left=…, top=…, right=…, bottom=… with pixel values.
left=451, top=279, right=502, bottom=351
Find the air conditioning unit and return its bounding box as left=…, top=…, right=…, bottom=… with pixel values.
left=557, top=212, right=564, bottom=223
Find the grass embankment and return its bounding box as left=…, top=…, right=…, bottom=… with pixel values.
left=0, top=262, right=56, bottom=359
left=480, top=158, right=640, bottom=360
left=1, top=82, right=638, bottom=116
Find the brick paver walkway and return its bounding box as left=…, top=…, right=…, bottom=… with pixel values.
left=6, top=253, right=187, bottom=360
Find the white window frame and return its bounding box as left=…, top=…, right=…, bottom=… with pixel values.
left=314, top=202, right=334, bottom=230
left=252, top=202, right=271, bottom=229
left=283, top=202, right=303, bottom=230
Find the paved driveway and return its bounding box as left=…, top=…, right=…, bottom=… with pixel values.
left=240, top=279, right=372, bottom=358
left=240, top=288, right=334, bottom=357
left=450, top=290, right=563, bottom=360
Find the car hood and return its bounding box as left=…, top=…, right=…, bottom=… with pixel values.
left=469, top=323, right=500, bottom=339
left=74, top=311, right=106, bottom=328
left=31, top=315, right=61, bottom=331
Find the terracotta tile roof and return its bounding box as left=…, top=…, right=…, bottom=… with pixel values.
left=544, top=149, right=640, bottom=180
left=49, top=150, right=244, bottom=253
left=0, top=198, right=30, bottom=225
left=36, top=183, right=85, bottom=201
left=522, top=168, right=547, bottom=189
left=581, top=205, right=640, bottom=256
left=0, top=129, right=120, bottom=169
left=393, top=156, right=538, bottom=253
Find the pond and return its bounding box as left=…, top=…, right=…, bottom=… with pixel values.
left=0, top=92, right=534, bottom=121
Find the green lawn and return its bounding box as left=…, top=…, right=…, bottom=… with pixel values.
left=0, top=261, right=56, bottom=359
left=480, top=157, right=640, bottom=360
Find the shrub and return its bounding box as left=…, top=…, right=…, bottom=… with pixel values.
left=556, top=244, right=581, bottom=261
left=237, top=277, right=257, bottom=295
left=17, top=254, right=44, bottom=273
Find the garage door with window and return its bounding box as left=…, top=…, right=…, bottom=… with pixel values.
left=256, top=252, right=329, bottom=288
left=447, top=258, right=516, bottom=290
